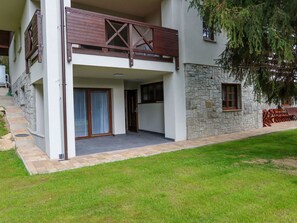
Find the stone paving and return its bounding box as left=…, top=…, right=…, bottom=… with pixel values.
left=1, top=88, right=297, bottom=175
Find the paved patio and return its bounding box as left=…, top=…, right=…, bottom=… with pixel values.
left=76, top=131, right=172, bottom=156
left=1, top=88, right=297, bottom=175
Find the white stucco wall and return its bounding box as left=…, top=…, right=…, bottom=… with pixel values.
left=30, top=61, right=44, bottom=84
left=138, top=103, right=165, bottom=134
left=35, top=83, right=45, bottom=136
left=72, top=54, right=175, bottom=73
left=181, top=1, right=227, bottom=66
left=161, top=0, right=187, bottom=141
left=40, top=0, right=70, bottom=159
left=9, top=0, right=40, bottom=85
left=161, top=0, right=227, bottom=67
left=73, top=77, right=126, bottom=135
left=71, top=3, right=145, bottom=22
left=136, top=78, right=165, bottom=134
left=144, top=9, right=162, bottom=26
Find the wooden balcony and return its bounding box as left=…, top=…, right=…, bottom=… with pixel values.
left=24, top=10, right=43, bottom=74
left=65, top=7, right=179, bottom=70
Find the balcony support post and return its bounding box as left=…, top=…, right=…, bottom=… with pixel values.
left=67, top=43, right=72, bottom=62
left=129, top=24, right=134, bottom=67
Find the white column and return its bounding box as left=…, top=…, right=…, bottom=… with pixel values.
left=162, top=0, right=187, bottom=141
left=65, top=63, right=76, bottom=158
left=41, top=0, right=63, bottom=159
left=35, top=84, right=45, bottom=135
left=62, top=0, right=76, bottom=158
left=163, top=73, right=176, bottom=139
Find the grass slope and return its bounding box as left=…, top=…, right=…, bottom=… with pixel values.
left=0, top=130, right=297, bottom=223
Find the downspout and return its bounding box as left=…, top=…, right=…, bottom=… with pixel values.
left=60, top=0, right=68, bottom=160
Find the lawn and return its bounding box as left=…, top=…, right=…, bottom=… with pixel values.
left=1, top=130, right=297, bottom=223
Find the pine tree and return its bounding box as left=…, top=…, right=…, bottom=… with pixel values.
left=189, top=0, right=297, bottom=103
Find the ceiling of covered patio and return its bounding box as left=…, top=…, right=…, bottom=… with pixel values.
left=0, top=0, right=25, bottom=32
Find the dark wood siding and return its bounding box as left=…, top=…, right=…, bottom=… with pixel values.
left=66, top=8, right=106, bottom=47
left=24, top=10, right=42, bottom=74
left=154, top=29, right=178, bottom=57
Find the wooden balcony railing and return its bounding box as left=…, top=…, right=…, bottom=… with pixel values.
left=65, top=7, right=179, bottom=70
left=25, top=10, right=43, bottom=74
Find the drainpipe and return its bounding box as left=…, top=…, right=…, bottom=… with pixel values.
left=60, top=0, right=68, bottom=160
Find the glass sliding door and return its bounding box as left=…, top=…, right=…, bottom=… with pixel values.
left=74, top=88, right=112, bottom=139
left=91, top=91, right=110, bottom=135
left=74, top=89, right=88, bottom=137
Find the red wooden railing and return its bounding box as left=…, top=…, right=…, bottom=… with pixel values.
left=25, top=10, right=43, bottom=74
left=262, top=108, right=294, bottom=127
left=65, top=7, right=179, bottom=70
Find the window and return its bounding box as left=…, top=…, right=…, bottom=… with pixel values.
left=222, top=84, right=241, bottom=110
left=203, top=21, right=215, bottom=41
left=141, top=82, right=164, bottom=103
left=74, top=88, right=112, bottom=138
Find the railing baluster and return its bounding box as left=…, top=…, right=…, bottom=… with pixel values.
left=133, top=25, right=153, bottom=52
left=106, top=20, right=129, bottom=47
left=67, top=43, right=72, bottom=62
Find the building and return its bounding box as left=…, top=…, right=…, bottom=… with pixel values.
left=0, top=0, right=262, bottom=160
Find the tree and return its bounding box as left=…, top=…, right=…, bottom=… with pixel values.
left=189, top=0, right=297, bottom=103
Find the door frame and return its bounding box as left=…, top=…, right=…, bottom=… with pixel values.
left=125, top=89, right=138, bottom=132
left=74, top=88, right=113, bottom=140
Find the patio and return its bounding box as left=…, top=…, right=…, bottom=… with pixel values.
left=1, top=88, right=297, bottom=175
left=76, top=131, right=172, bottom=156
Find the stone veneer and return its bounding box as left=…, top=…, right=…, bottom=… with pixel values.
left=185, top=64, right=262, bottom=139
left=12, top=73, right=46, bottom=151
left=12, top=72, right=36, bottom=131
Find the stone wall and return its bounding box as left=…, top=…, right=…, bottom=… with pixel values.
left=12, top=72, right=36, bottom=131
left=185, top=64, right=262, bottom=139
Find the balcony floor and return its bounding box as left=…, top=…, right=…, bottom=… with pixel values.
left=75, top=131, right=171, bottom=156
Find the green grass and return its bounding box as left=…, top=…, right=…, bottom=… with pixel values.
left=0, top=115, right=8, bottom=137
left=1, top=130, right=297, bottom=223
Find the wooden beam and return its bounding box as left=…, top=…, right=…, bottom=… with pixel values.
left=0, top=45, right=9, bottom=49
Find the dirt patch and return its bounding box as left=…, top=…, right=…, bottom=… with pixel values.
left=243, top=159, right=270, bottom=165
left=272, top=158, right=297, bottom=169
left=226, top=154, right=247, bottom=158
left=243, top=158, right=297, bottom=175
left=286, top=170, right=297, bottom=175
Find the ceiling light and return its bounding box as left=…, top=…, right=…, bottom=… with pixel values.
left=113, top=73, right=124, bottom=77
